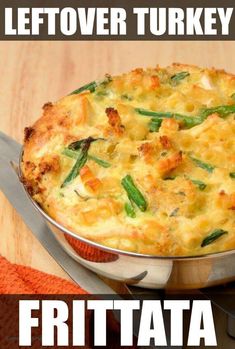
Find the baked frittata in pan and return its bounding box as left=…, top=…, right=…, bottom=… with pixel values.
left=21, top=64, right=235, bottom=256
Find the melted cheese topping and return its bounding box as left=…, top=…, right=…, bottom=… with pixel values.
left=22, top=64, right=235, bottom=256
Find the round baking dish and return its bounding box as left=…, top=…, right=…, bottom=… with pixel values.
left=20, top=65, right=235, bottom=289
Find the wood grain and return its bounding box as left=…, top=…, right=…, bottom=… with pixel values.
left=0, top=41, right=235, bottom=345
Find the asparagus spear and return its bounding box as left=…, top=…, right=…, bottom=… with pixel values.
left=174, top=114, right=203, bottom=128
left=124, top=202, right=136, bottom=218
left=190, top=156, right=215, bottom=173
left=200, top=104, right=235, bottom=118
left=62, top=148, right=111, bottom=168
left=62, top=148, right=78, bottom=159
left=121, top=175, right=147, bottom=212
left=61, top=138, right=94, bottom=187
left=70, top=81, right=97, bottom=95
left=136, top=108, right=203, bottom=129
left=136, top=109, right=172, bottom=118
left=170, top=71, right=190, bottom=85
left=68, top=137, right=103, bottom=151
left=137, top=103, right=235, bottom=132
left=201, top=229, right=228, bottom=247
left=70, top=75, right=112, bottom=95
left=149, top=118, right=162, bottom=132
left=230, top=172, right=235, bottom=179
left=169, top=207, right=179, bottom=217
left=191, top=179, right=207, bottom=191
left=121, top=94, right=133, bottom=101
left=164, top=176, right=176, bottom=180
left=88, top=155, right=111, bottom=168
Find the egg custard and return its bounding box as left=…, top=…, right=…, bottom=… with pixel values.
left=22, top=64, right=235, bottom=256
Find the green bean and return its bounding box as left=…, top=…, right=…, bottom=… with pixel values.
left=121, top=175, right=147, bottom=212
left=201, top=229, right=228, bottom=247
left=229, top=172, right=235, bottom=179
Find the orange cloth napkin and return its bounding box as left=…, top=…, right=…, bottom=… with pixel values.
left=0, top=255, right=135, bottom=348
left=0, top=254, right=88, bottom=294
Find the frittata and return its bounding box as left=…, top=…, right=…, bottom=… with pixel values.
left=21, top=64, right=235, bottom=256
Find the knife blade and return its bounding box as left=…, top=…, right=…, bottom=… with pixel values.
left=0, top=131, right=22, bottom=161
left=0, top=132, right=115, bottom=294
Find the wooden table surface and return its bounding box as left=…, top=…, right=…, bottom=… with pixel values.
left=0, top=41, right=235, bottom=347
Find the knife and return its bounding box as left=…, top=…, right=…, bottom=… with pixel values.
left=0, top=131, right=115, bottom=294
